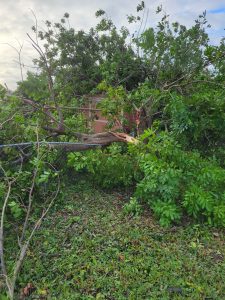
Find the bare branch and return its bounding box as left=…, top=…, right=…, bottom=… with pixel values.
left=0, top=133, right=61, bottom=299
left=3, top=41, right=24, bottom=82
left=0, top=111, right=18, bottom=129
left=19, top=129, right=40, bottom=244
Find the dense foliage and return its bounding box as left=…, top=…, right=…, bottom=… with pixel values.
left=68, top=131, right=225, bottom=227
left=1, top=2, right=225, bottom=227
left=134, top=131, right=225, bottom=227
left=1, top=2, right=225, bottom=298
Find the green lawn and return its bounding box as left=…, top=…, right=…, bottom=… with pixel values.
left=6, top=180, right=225, bottom=299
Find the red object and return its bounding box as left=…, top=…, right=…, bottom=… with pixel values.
left=80, top=94, right=136, bottom=134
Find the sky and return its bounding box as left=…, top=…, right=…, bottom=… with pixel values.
left=0, top=0, right=225, bottom=90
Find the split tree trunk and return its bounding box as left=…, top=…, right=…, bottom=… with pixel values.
left=22, top=98, right=138, bottom=151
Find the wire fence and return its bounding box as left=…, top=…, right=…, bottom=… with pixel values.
left=0, top=141, right=102, bottom=149
left=0, top=141, right=101, bottom=172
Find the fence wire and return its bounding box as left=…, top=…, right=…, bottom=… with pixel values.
left=0, top=141, right=102, bottom=149
left=0, top=141, right=102, bottom=172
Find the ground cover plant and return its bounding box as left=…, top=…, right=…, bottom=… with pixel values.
left=3, top=180, right=225, bottom=299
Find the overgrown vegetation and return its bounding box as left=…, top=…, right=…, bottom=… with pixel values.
left=68, top=131, right=225, bottom=227
left=0, top=1, right=225, bottom=298
left=4, top=180, right=225, bottom=299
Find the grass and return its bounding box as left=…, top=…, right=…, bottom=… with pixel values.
left=3, top=179, right=225, bottom=299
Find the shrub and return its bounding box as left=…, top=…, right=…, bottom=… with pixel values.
left=67, top=131, right=225, bottom=227
left=67, top=143, right=136, bottom=189
left=133, top=130, right=225, bottom=227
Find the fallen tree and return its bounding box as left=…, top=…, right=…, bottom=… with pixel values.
left=22, top=98, right=138, bottom=151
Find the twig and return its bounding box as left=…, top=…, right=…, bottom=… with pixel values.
left=0, top=112, right=18, bottom=129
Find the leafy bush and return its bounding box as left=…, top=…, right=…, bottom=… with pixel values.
left=67, top=129, right=225, bottom=227
left=152, top=201, right=181, bottom=227
left=67, top=143, right=136, bottom=188
left=133, top=130, right=225, bottom=227
left=166, top=89, right=225, bottom=163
